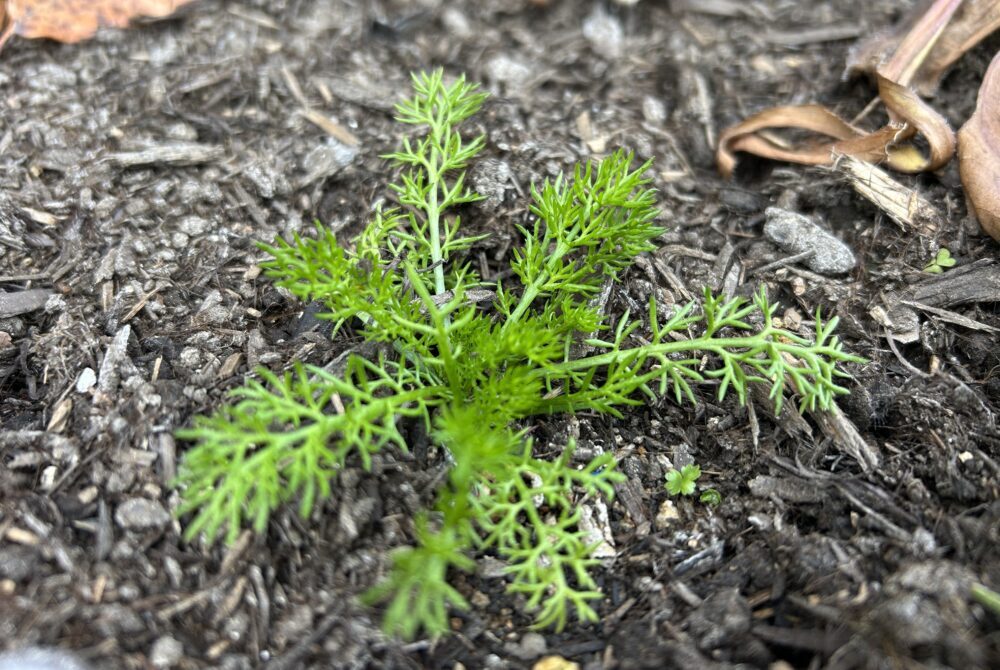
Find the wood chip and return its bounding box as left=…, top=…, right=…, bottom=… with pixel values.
left=46, top=398, right=73, bottom=433
left=765, top=24, right=862, bottom=46
left=902, top=300, right=999, bottom=331
left=217, top=352, right=243, bottom=379
left=105, top=143, right=223, bottom=167
left=4, top=526, right=40, bottom=545
left=912, top=259, right=1000, bottom=307
left=811, top=405, right=880, bottom=471
left=0, top=288, right=51, bottom=318
left=300, top=109, right=360, bottom=146
left=835, top=153, right=941, bottom=235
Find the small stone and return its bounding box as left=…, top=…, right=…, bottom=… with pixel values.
left=177, top=215, right=211, bottom=237
left=0, top=545, right=38, bottom=582
left=582, top=5, right=623, bottom=59
left=477, top=556, right=508, bottom=579
left=75, top=367, right=97, bottom=393
left=642, top=96, right=667, bottom=124
left=244, top=161, right=290, bottom=199
left=441, top=7, right=472, bottom=39
left=472, top=159, right=512, bottom=209
left=96, top=604, right=145, bottom=637
left=98, top=325, right=132, bottom=395
left=484, top=55, right=532, bottom=89
left=655, top=499, right=680, bottom=529
left=686, top=588, right=751, bottom=651
left=470, top=590, right=490, bottom=608
left=0, top=647, right=90, bottom=670
left=299, top=141, right=357, bottom=186
left=763, top=207, right=856, bottom=275
left=114, top=498, right=170, bottom=531
left=506, top=632, right=548, bottom=660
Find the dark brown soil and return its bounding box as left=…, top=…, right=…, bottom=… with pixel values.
left=1, top=1, right=998, bottom=668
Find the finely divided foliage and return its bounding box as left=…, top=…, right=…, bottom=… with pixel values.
left=175, top=70, right=863, bottom=638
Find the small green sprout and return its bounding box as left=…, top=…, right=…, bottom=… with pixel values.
left=665, top=464, right=701, bottom=496
left=174, top=69, right=862, bottom=640
left=923, top=247, right=956, bottom=274
left=699, top=488, right=722, bottom=507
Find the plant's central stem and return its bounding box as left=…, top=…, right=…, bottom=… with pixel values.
left=426, top=171, right=447, bottom=297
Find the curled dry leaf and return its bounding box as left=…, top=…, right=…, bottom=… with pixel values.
left=958, top=50, right=1000, bottom=241
left=717, top=0, right=969, bottom=178
left=849, top=0, right=1000, bottom=96
left=0, top=0, right=198, bottom=48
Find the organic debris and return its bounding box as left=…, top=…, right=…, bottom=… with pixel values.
left=0, top=0, right=197, bottom=48
left=958, top=50, right=1000, bottom=241
left=717, top=0, right=965, bottom=177
left=834, top=153, right=942, bottom=236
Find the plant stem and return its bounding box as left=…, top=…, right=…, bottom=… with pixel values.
left=426, top=159, right=447, bottom=297
left=538, top=330, right=839, bottom=377
left=504, top=233, right=566, bottom=329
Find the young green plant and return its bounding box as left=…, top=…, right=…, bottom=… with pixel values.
left=175, top=69, right=863, bottom=639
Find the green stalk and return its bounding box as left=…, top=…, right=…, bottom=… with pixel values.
left=404, top=263, right=463, bottom=391
left=424, top=157, right=447, bottom=297
left=504, top=232, right=567, bottom=328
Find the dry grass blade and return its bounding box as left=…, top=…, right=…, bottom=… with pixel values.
left=0, top=0, right=198, bottom=48
left=717, top=0, right=970, bottom=178
left=958, top=50, right=1000, bottom=241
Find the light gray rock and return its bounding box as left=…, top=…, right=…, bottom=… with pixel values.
left=98, top=325, right=132, bottom=395
left=75, top=367, right=96, bottom=393
left=150, top=635, right=183, bottom=668
left=0, top=647, right=89, bottom=670
left=763, top=207, right=856, bottom=275
left=504, top=632, right=548, bottom=660
left=177, top=215, right=211, bottom=237
left=472, top=159, right=512, bottom=209
left=114, top=497, right=170, bottom=530
left=583, top=5, right=623, bottom=59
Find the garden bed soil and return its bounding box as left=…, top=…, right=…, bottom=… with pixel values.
left=1, top=0, right=998, bottom=668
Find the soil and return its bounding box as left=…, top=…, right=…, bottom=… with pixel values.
left=1, top=0, right=998, bottom=668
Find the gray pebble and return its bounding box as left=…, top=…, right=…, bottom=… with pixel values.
left=504, top=632, right=548, bottom=660
left=686, top=587, right=751, bottom=651
left=177, top=215, right=211, bottom=237
left=0, top=648, right=89, bottom=670
left=244, top=161, right=290, bottom=199
left=114, top=498, right=171, bottom=530
left=75, top=368, right=96, bottom=393
left=472, top=159, right=511, bottom=209
left=150, top=635, right=183, bottom=668
left=763, top=207, right=856, bottom=275
left=583, top=5, right=623, bottom=59
left=484, top=55, right=532, bottom=89
left=0, top=545, right=38, bottom=582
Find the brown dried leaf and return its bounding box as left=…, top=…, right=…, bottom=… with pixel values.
left=717, top=0, right=965, bottom=178
left=0, top=0, right=197, bottom=47
left=849, top=0, right=1000, bottom=96
left=958, top=50, right=1000, bottom=241
left=874, top=72, right=955, bottom=173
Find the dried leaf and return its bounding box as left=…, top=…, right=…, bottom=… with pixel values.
left=717, top=0, right=966, bottom=178
left=0, top=0, right=197, bottom=48
left=958, top=50, right=1000, bottom=241
left=849, top=0, right=1000, bottom=96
